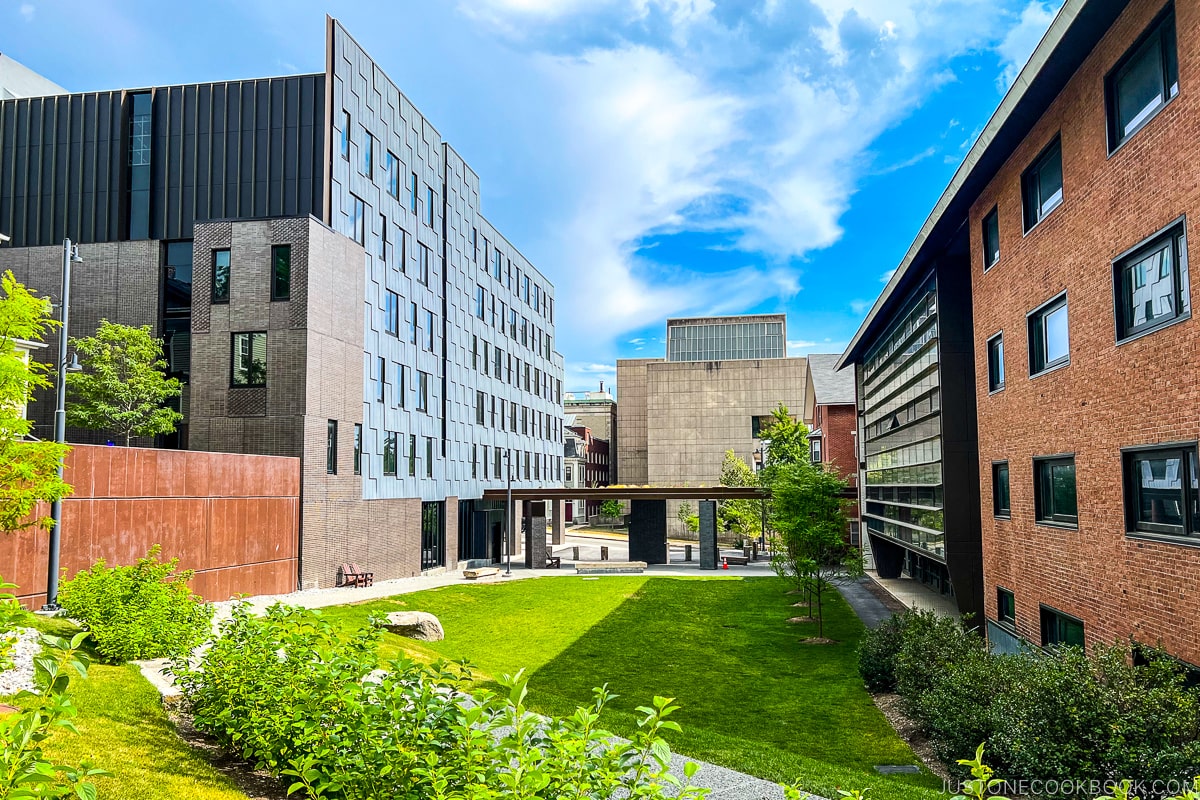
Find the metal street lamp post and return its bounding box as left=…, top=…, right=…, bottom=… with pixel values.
left=757, top=442, right=767, bottom=550
left=44, top=239, right=83, bottom=611
left=505, top=449, right=513, bottom=576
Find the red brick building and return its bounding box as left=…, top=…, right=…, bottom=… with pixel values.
left=842, top=0, right=1200, bottom=664
left=805, top=354, right=860, bottom=542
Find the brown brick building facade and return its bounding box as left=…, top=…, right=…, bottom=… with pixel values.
left=970, top=0, right=1200, bottom=663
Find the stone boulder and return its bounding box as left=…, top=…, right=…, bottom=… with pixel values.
left=384, top=611, right=444, bottom=641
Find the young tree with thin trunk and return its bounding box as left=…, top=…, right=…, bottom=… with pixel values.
left=66, top=320, right=183, bottom=447
left=0, top=271, right=71, bottom=533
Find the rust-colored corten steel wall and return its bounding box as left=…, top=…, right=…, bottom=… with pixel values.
left=2, top=445, right=300, bottom=608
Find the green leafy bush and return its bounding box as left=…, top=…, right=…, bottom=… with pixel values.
left=856, top=612, right=909, bottom=692
left=0, top=578, right=27, bottom=674
left=57, top=545, right=213, bottom=663
left=176, top=603, right=709, bottom=800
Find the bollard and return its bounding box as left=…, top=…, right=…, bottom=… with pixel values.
left=601, top=545, right=609, bottom=561
left=572, top=546, right=580, bottom=560
left=685, top=544, right=693, bottom=562
left=744, top=544, right=752, bottom=560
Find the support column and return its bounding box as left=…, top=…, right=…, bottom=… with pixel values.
left=524, top=500, right=548, bottom=568
left=552, top=498, right=565, bottom=545
left=698, top=500, right=718, bottom=570
left=870, top=533, right=905, bottom=579
left=629, top=499, right=667, bottom=564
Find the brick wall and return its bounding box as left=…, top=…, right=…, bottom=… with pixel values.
left=3, top=445, right=299, bottom=608
left=969, top=0, right=1200, bottom=663
left=816, top=402, right=859, bottom=523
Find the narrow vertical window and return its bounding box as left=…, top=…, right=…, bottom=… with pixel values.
left=378, top=357, right=386, bottom=403
left=987, top=332, right=1004, bottom=392
left=997, top=588, right=1015, bottom=625
left=1028, top=294, right=1069, bottom=375
left=353, top=424, right=362, bottom=475
left=386, top=151, right=400, bottom=199
left=409, top=302, right=418, bottom=344
left=212, top=249, right=231, bottom=303
left=409, top=172, right=418, bottom=213
left=379, top=214, right=388, bottom=261
left=271, top=245, right=291, bottom=301
left=1021, top=137, right=1063, bottom=231
left=383, top=432, right=397, bottom=476
left=425, top=186, right=435, bottom=227
left=408, top=434, right=417, bottom=477
left=341, top=111, right=351, bottom=160
left=362, top=128, right=374, bottom=177
left=425, top=310, right=434, bottom=351
left=982, top=207, right=1000, bottom=269
left=385, top=291, right=399, bottom=336
left=993, top=461, right=1010, bottom=517
left=326, top=420, right=338, bottom=475
left=425, top=436, right=434, bottom=477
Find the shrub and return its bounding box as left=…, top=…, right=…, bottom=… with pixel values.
left=176, top=603, right=708, bottom=800
left=57, top=545, right=213, bottom=663
left=892, top=610, right=985, bottom=701
left=856, top=612, right=909, bottom=692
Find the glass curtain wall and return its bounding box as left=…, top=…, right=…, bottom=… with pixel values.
left=861, top=276, right=946, bottom=559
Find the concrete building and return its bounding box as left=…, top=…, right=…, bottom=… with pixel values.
left=617, top=314, right=807, bottom=536
left=0, top=17, right=564, bottom=589
left=804, top=353, right=860, bottom=544
left=841, top=0, right=1200, bottom=664
left=563, top=384, right=616, bottom=482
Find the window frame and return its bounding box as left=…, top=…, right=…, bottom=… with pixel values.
left=326, top=419, right=338, bottom=475
left=1105, top=5, right=1179, bottom=154
left=992, top=460, right=1011, bottom=519
left=353, top=423, right=362, bottom=476
left=1021, top=136, right=1064, bottom=233
left=996, top=586, right=1016, bottom=626
left=230, top=331, right=267, bottom=388
left=361, top=127, right=374, bottom=178
left=987, top=331, right=1005, bottom=393
left=382, top=431, right=397, bottom=477
left=1033, top=454, right=1078, bottom=528
left=211, top=248, right=231, bottom=304
left=1027, top=292, right=1070, bottom=377
left=982, top=206, right=1001, bottom=270
left=271, top=244, right=291, bottom=301
left=1040, top=604, right=1085, bottom=649
left=1121, top=441, right=1200, bottom=542
left=1112, top=217, right=1190, bottom=343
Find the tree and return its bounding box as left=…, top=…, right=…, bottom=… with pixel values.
left=675, top=501, right=699, bottom=534
left=718, top=450, right=758, bottom=543
left=599, top=499, right=623, bottom=525
left=0, top=270, right=71, bottom=533
left=769, top=461, right=862, bottom=640
left=756, top=404, right=810, bottom=543
left=66, top=320, right=183, bottom=446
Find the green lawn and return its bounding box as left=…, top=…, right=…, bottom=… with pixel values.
left=15, top=613, right=249, bottom=800
left=318, top=576, right=946, bottom=800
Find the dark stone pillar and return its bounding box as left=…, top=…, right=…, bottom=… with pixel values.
left=870, top=533, right=905, bottom=579
left=629, top=499, right=667, bottom=564
left=524, top=500, right=547, bottom=568
left=698, top=500, right=718, bottom=570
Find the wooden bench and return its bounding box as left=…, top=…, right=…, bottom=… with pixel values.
left=338, top=563, right=374, bottom=587
left=546, top=554, right=562, bottom=568
left=464, top=566, right=501, bottom=580
left=723, top=555, right=750, bottom=566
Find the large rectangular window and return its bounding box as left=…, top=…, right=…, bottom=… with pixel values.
left=1123, top=444, right=1199, bottom=540
left=353, top=424, right=362, bottom=476
left=231, top=332, right=267, bottom=387
left=1106, top=8, right=1178, bottom=151
left=212, top=249, right=230, bottom=303
left=1034, top=455, right=1077, bottom=527
left=1028, top=294, right=1069, bottom=376
left=421, top=501, right=444, bottom=570
left=982, top=207, right=1000, bottom=269
left=1040, top=605, right=1084, bottom=648
left=271, top=245, right=291, bottom=301
left=1114, top=222, right=1189, bottom=341
left=385, top=290, right=400, bottom=336
left=383, top=432, right=397, bottom=476
left=326, top=420, right=338, bottom=475
left=1021, top=137, right=1063, bottom=231
left=987, top=332, right=1004, bottom=392
left=993, top=461, right=1010, bottom=518
left=997, top=587, right=1016, bottom=626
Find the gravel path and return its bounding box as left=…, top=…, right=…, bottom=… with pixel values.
left=0, top=628, right=42, bottom=696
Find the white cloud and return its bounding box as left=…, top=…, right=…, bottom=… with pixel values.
left=850, top=299, right=872, bottom=315
left=787, top=339, right=817, bottom=350
left=880, top=268, right=897, bottom=283
left=997, top=1, right=1061, bottom=90
left=19, top=3, right=34, bottom=21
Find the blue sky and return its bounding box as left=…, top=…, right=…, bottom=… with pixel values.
left=6, top=0, right=1060, bottom=392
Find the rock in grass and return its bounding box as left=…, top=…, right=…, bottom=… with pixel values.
left=384, top=611, right=444, bottom=641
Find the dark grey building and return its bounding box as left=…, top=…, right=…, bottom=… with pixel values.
left=0, top=17, right=564, bottom=588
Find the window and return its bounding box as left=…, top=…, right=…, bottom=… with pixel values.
left=271, top=245, right=291, bottom=301
left=810, top=437, right=822, bottom=463
left=353, top=424, right=362, bottom=475
left=408, top=434, right=417, bottom=477
left=212, top=249, right=230, bottom=303
left=409, top=302, right=418, bottom=344
left=1123, top=444, right=1200, bottom=540
left=472, top=444, right=477, bottom=478
left=1034, top=456, right=1077, bottom=527
left=993, top=461, right=1011, bottom=518
left=362, top=128, right=374, bottom=177
left=490, top=395, right=496, bottom=427
left=417, top=371, right=429, bottom=412
left=982, top=207, right=1000, bottom=269
left=475, top=285, right=486, bottom=319
left=379, top=214, right=388, bottom=261
left=385, top=291, right=399, bottom=336
left=386, top=151, right=400, bottom=199
left=341, top=111, right=351, bottom=160
left=382, top=432, right=397, bottom=476
left=987, top=332, right=1004, bottom=391
left=494, top=347, right=503, bottom=376
left=231, top=332, right=267, bottom=387
left=1114, top=222, right=1190, bottom=340
left=1040, top=605, right=1084, bottom=648
left=495, top=448, right=503, bottom=478
left=421, top=501, right=443, bottom=569
left=1106, top=8, right=1178, bottom=151
left=398, top=364, right=406, bottom=408
left=1022, top=137, right=1063, bottom=231
left=493, top=248, right=502, bottom=280
left=377, top=357, right=386, bottom=402
left=565, top=464, right=573, bottom=483
left=997, top=587, right=1015, bottom=626
left=425, top=436, right=434, bottom=477
left=425, top=186, right=435, bottom=228
left=351, top=195, right=366, bottom=245
left=482, top=445, right=489, bottom=479
left=476, top=391, right=485, bottom=425
left=424, top=310, right=434, bottom=351
left=419, top=244, right=431, bottom=286
left=1028, top=294, right=1069, bottom=375
left=482, top=341, right=490, bottom=376
left=326, top=420, right=338, bottom=474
